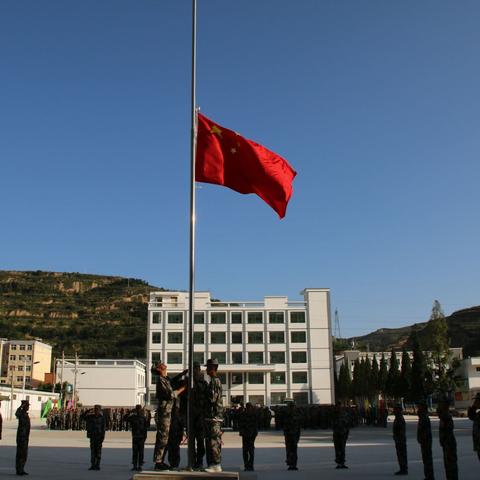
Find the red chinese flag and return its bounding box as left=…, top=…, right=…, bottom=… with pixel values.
left=195, top=113, right=297, bottom=218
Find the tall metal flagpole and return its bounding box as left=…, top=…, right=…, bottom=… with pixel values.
left=187, top=0, right=198, bottom=470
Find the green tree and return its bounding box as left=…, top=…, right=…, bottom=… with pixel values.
left=410, top=333, right=430, bottom=401
left=371, top=355, right=380, bottom=398
left=386, top=349, right=401, bottom=400
left=378, top=353, right=388, bottom=396
left=337, top=362, right=352, bottom=402
left=399, top=347, right=412, bottom=401
left=364, top=356, right=373, bottom=399
left=422, top=300, right=455, bottom=395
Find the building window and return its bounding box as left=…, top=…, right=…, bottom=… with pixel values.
left=194, top=312, right=205, bottom=324
left=248, top=332, right=263, bottom=344
left=152, top=312, right=161, bottom=324
left=248, top=352, right=264, bottom=364
left=293, top=392, right=309, bottom=405
left=211, top=332, right=226, bottom=344
left=218, top=373, right=227, bottom=385
left=270, top=351, right=286, bottom=364
left=10, top=345, right=16, bottom=350
left=269, top=331, right=285, bottom=344
left=193, top=352, right=204, bottom=364
left=152, top=332, right=161, bottom=344
left=27, top=345, right=32, bottom=351
left=269, top=312, right=284, bottom=324
left=292, top=371, right=308, bottom=384
left=247, top=312, right=263, bottom=324
left=38, top=396, right=42, bottom=401
left=210, top=352, right=226, bottom=364
left=27, top=355, right=32, bottom=361
left=152, top=352, right=161, bottom=364
left=271, top=392, right=286, bottom=404
left=291, top=331, right=307, bottom=343
left=291, top=351, right=307, bottom=363
left=249, top=394, right=264, bottom=406
left=168, top=312, right=183, bottom=324
left=26, top=366, right=31, bottom=372
left=231, top=373, right=243, bottom=385
left=476, top=367, right=480, bottom=372
left=231, top=312, right=242, bottom=324
left=168, top=332, right=183, bottom=344
left=193, top=332, right=205, bottom=344
left=19, top=345, right=26, bottom=351
left=232, top=352, right=243, bottom=364
left=232, top=332, right=243, bottom=344
left=248, top=373, right=264, bottom=384
left=167, top=352, right=183, bottom=364
left=19, top=355, right=25, bottom=361
left=270, top=372, right=286, bottom=384
left=17, top=366, right=23, bottom=371
left=211, top=312, right=226, bottom=324
left=16, top=376, right=23, bottom=382
left=9, top=355, right=16, bottom=361
left=290, top=311, right=306, bottom=323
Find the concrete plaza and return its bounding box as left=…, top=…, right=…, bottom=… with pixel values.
left=0, top=416, right=478, bottom=479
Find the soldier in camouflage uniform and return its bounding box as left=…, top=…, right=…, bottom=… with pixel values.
left=417, top=401, right=434, bottom=480
left=15, top=400, right=31, bottom=476
left=393, top=404, right=408, bottom=475
left=437, top=398, right=458, bottom=480
left=84, top=404, right=106, bottom=471
left=127, top=404, right=148, bottom=471
left=467, top=393, right=480, bottom=462
left=153, top=362, right=186, bottom=470
left=203, top=358, right=224, bottom=473
left=282, top=399, right=301, bottom=471
left=332, top=402, right=349, bottom=469
left=164, top=398, right=184, bottom=469
left=238, top=402, right=258, bottom=471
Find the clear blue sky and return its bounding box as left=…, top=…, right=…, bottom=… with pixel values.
left=1, top=1, right=479, bottom=337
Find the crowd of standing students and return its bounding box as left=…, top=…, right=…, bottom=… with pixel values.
left=3, top=386, right=479, bottom=476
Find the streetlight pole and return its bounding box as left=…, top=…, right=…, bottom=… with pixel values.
left=9, top=368, right=15, bottom=420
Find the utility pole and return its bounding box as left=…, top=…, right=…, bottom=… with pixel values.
left=9, top=368, right=15, bottom=420
left=73, top=352, right=78, bottom=409
left=334, top=309, right=342, bottom=339
left=60, top=351, right=64, bottom=408
left=51, top=356, right=56, bottom=393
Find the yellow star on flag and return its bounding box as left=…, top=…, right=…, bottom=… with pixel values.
left=210, top=125, right=222, bottom=138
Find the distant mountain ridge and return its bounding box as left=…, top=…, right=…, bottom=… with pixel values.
left=349, top=306, right=480, bottom=357
left=0, top=270, right=165, bottom=360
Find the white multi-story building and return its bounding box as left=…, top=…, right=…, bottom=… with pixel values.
left=56, top=358, right=146, bottom=407
left=146, top=289, right=334, bottom=407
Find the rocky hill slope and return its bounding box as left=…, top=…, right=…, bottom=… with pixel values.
left=350, top=306, right=480, bottom=357
left=0, top=270, right=164, bottom=360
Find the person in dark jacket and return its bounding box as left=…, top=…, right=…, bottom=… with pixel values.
left=84, top=404, right=106, bottom=471
left=15, top=400, right=31, bottom=476
left=467, top=393, right=480, bottom=462
left=417, top=401, right=434, bottom=480
left=437, top=398, right=458, bottom=480
left=238, top=402, right=258, bottom=471
left=282, top=399, right=301, bottom=471
left=332, top=402, right=350, bottom=469
left=127, top=405, right=148, bottom=471
left=393, top=404, right=408, bottom=475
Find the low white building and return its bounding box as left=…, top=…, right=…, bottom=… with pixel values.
left=0, top=386, right=58, bottom=419
left=146, top=288, right=334, bottom=407
left=455, top=357, right=480, bottom=408
left=56, top=359, right=146, bottom=407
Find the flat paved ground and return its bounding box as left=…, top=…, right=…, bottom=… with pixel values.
left=0, top=416, right=478, bottom=479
